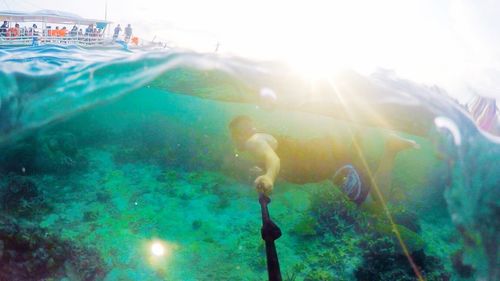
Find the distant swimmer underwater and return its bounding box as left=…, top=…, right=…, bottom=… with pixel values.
left=229, top=115, right=420, bottom=208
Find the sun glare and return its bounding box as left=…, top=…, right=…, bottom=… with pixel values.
left=145, top=239, right=178, bottom=272
left=57, top=0, right=463, bottom=87
left=151, top=242, right=166, bottom=257
left=147, top=240, right=175, bottom=259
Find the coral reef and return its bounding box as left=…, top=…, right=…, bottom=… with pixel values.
left=290, top=216, right=318, bottom=237
left=373, top=222, right=425, bottom=253
left=0, top=174, right=52, bottom=218
left=451, top=249, right=475, bottom=278
left=0, top=215, right=107, bottom=281
left=355, top=236, right=450, bottom=281
left=303, top=269, right=335, bottom=281
left=307, top=182, right=450, bottom=281
left=310, top=183, right=367, bottom=236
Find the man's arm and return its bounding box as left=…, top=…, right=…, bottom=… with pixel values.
left=245, top=135, right=280, bottom=195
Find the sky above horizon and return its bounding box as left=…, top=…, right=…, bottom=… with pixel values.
left=1, top=0, right=499, bottom=103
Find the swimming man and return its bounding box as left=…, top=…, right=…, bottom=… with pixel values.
left=229, top=115, right=419, bottom=206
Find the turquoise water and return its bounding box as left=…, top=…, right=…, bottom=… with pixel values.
left=0, top=45, right=498, bottom=280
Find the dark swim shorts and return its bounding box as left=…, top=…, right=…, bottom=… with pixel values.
left=331, top=164, right=370, bottom=205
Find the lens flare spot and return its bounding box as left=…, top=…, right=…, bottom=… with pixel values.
left=151, top=242, right=165, bottom=257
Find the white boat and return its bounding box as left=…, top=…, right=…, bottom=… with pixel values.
left=0, top=9, right=121, bottom=48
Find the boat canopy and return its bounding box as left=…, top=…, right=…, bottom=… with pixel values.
left=0, top=10, right=110, bottom=26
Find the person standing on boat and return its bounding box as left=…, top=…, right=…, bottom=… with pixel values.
left=113, top=24, right=121, bottom=41
left=85, top=25, right=93, bottom=36
left=70, top=25, right=78, bottom=37
left=32, top=24, right=38, bottom=36
left=61, top=27, right=68, bottom=37
left=0, top=21, right=8, bottom=36
left=124, top=24, right=132, bottom=42
left=7, top=23, right=20, bottom=37
left=28, top=24, right=38, bottom=37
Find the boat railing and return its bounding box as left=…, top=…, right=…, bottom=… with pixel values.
left=0, top=34, right=110, bottom=47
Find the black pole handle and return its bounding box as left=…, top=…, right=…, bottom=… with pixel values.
left=259, top=193, right=282, bottom=281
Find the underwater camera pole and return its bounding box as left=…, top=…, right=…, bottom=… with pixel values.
left=258, top=192, right=283, bottom=281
